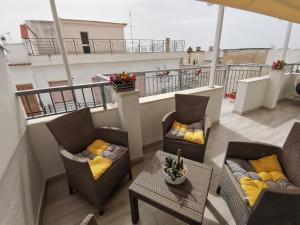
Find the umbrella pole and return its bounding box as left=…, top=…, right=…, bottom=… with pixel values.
left=281, top=22, right=292, bottom=61
left=209, top=5, right=224, bottom=88
left=49, top=0, right=73, bottom=86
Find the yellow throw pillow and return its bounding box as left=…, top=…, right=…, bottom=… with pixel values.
left=249, top=154, right=283, bottom=173
left=88, top=156, right=113, bottom=180
left=172, top=120, right=188, bottom=133
left=240, top=177, right=268, bottom=207
left=183, top=129, right=204, bottom=144
left=87, top=139, right=109, bottom=155
left=258, top=171, right=286, bottom=182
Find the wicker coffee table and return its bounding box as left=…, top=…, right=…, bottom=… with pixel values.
left=128, top=151, right=213, bottom=225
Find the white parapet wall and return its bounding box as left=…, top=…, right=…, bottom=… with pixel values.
left=26, top=86, right=224, bottom=179
left=233, top=73, right=297, bottom=115
left=0, top=47, right=45, bottom=225
left=233, top=76, right=269, bottom=115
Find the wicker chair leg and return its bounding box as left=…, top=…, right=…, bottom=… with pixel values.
left=99, top=209, right=104, bottom=216
left=68, top=183, right=74, bottom=195
left=128, top=170, right=133, bottom=180
left=216, top=185, right=221, bottom=195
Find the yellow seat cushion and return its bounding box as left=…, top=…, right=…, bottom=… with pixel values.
left=183, top=129, right=204, bottom=144
left=88, top=156, right=113, bottom=180
left=258, top=171, right=286, bottom=182
left=249, top=154, right=283, bottom=173
left=170, top=120, right=205, bottom=144
left=87, top=139, right=109, bottom=155
left=240, top=177, right=268, bottom=207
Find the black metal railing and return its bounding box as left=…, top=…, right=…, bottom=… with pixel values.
left=24, top=38, right=185, bottom=56
left=130, top=64, right=270, bottom=97
left=15, top=81, right=113, bottom=119
left=16, top=63, right=299, bottom=119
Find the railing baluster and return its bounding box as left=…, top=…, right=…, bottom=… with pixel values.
left=49, top=91, right=57, bottom=114
left=90, top=87, right=96, bottom=107
left=60, top=90, right=68, bottom=112
left=109, top=40, right=113, bottom=53
left=37, top=93, right=45, bottom=116
left=73, top=39, right=77, bottom=54
left=81, top=88, right=87, bottom=108
left=100, top=86, right=107, bottom=110
left=24, top=95, right=33, bottom=118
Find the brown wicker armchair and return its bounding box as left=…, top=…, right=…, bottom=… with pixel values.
left=218, top=122, right=300, bottom=225
left=46, top=108, right=132, bottom=215
left=162, top=94, right=211, bottom=162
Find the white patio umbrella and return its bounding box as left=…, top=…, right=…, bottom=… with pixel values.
left=201, top=0, right=300, bottom=87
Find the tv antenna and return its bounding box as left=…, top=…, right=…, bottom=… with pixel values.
left=129, top=11, right=134, bottom=52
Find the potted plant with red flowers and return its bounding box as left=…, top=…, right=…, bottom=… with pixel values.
left=272, top=60, right=286, bottom=71
left=270, top=60, right=286, bottom=77
left=110, top=72, right=136, bottom=92
left=228, top=92, right=236, bottom=102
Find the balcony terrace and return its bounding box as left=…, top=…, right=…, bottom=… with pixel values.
left=42, top=99, right=300, bottom=225
left=1, top=38, right=300, bottom=225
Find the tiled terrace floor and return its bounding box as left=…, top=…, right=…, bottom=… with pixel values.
left=42, top=100, right=300, bottom=225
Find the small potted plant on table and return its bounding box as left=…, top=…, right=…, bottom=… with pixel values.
left=110, top=72, right=136, bottom=92
left=163, top=149, right=187, bottom=185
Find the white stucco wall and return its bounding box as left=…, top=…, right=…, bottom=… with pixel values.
left=61, top=20, right=125, bottom=40
left=26, top=86, right=224, bottom=178
left=266, top=49, right=300, bottom=64
left=233, top=73, right=297, bottom=115
left=0, top=48, right=44, bottom=225
left=9, top=52, right=185, bottom=89
left=233, top=76, right=269, bottom=114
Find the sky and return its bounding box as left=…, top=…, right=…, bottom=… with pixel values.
left=1, top=0, right=300, bottom=50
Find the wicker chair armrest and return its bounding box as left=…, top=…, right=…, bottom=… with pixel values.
left=162, top=111, right=176, bottom=136
left=204, top=114, right=211, bottom=135
left=80, top=214, right=98, bottom=225
left=225, top=141, right=282, bottom=160
left=93, top=127, right=128, bottom=147
left=249, top=189, right=300, bottom=224
left=60, top=149, right=94, bottom=182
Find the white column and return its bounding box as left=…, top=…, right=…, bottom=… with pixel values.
left=49, top=0, right=73, bottom=85
left=281, top=22, right=292, bottom=60
left=209, top=5, right=225, bottom=88
left=115, top=90, right=144, bottom=162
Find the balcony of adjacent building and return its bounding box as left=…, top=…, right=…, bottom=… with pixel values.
left=23, top=38, right=185, bottom=56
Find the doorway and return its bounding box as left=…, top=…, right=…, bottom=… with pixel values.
left=80, top=32, right=91, bottom=54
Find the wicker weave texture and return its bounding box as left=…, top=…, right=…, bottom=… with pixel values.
left=129, top=151, right=212, bottom=224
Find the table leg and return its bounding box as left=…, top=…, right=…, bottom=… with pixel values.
left=129, top=191, right=139, bottom=224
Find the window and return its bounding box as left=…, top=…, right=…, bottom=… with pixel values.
left=80, top=32, right=91, bottom=54
left=16, top=83, right=41, bottom=116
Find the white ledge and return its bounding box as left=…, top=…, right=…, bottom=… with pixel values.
left=139, top=86, right=223, bottom=104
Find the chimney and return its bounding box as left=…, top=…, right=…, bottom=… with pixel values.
left=20, top=24, right=29, bottom=39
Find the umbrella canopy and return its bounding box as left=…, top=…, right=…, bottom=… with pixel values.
left=200, top=0, right=300, bottom=23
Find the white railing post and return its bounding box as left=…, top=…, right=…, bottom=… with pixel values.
left=281, top=22, right=292, bottom=61
left=209, top=5, right=225, bottom=88
left=49, top=0, right=73, bottom=86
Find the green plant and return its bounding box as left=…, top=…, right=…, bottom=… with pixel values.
left=164, top=149, right=185, bottom=181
